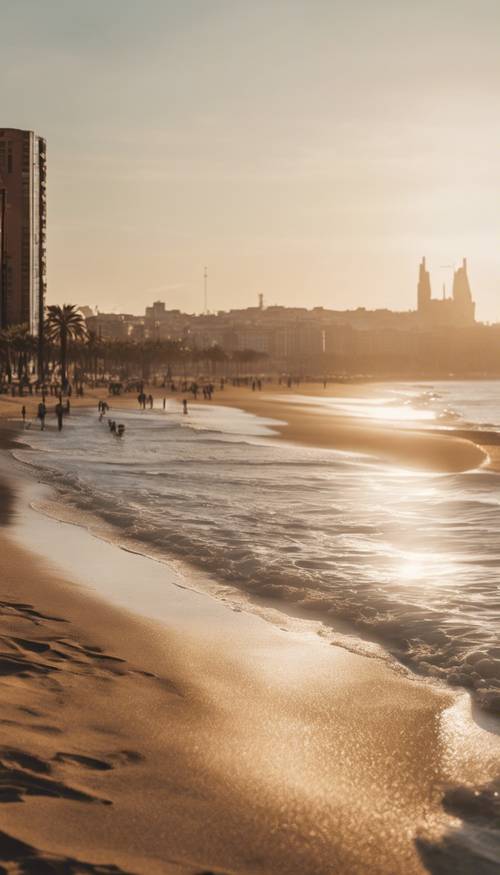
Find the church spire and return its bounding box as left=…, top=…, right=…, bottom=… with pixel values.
left=417, top=257, right=432, bottom=313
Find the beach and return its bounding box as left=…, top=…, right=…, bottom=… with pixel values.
left=0, top=382, right=500, bottom=873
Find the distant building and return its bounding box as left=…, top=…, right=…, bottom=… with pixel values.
left=0, top=128, right=47, bottom=335
left=86, top=312, right=131, bottom=341
left=81, top=256, right=489, bottom=375
left=417, top=257, right=475, bottom=327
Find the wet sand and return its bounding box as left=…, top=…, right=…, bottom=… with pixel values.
left=194, top=385, right=488, bottom=473
left=1, top=502, right=499, bottom=874
left=0, top=422, right=499, bottom=872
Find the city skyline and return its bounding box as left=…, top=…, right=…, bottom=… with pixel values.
left=2, top=1, right=499, bottom=320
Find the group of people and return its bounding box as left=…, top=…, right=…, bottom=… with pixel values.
left=107, top=419, right=125, bottom=437
left=138, top=390, right=190, bottom=415
left=97, top=400, right=125, bottom=437
left=6, top=380, right=86, bottom=399
left=23, top=372, right=271, bottom=437
left=25, top=397, right=71, bottom=431
left=186, top=382, right=215, bottom=400
left=137, top=392, right=154, bottom=410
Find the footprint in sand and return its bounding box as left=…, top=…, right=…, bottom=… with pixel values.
left=0, top=747, right=111, bottom=805
left=0, top=827, right=133, bottom=873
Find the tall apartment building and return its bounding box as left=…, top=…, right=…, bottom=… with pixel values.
left=0, top=128, right=47, bottom=338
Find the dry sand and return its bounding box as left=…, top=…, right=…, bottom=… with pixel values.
left=0, top=385, right=499, bottom=872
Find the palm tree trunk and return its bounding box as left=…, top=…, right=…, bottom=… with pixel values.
left=61, top=330, right=68, bottom=388
left=6, top=346, right=12, bottom=384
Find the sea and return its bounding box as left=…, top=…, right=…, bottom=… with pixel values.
left=12, top=380, right=500, bottom=714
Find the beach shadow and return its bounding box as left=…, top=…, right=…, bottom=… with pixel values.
left=470, top=700, right=500, bottom=738
left=0, top=747, right=111, bottom=805
left=416, top=779, right=500, bottom=874
left=0, top=479, right=14, bottom=527
left=0, top=827, right=133, bottom=873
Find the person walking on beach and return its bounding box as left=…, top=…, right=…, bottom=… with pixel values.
left=162, top=397, right=166, bottom=410
left=148, top=394, right=153, bottom=409
left=182, top=399, right=188, bottom=415
left=55, top=401, right=64, bottom=432
left=21, top=405, right=26, bottom=425
left=37, top=402, right=46, bottom=431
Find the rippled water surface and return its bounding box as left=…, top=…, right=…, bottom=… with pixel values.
left=14, top=381, right=500, bottom=712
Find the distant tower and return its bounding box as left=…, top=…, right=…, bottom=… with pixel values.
left=417, top=257, right=432, bottom=314
left=203, top=266, right=208, bottom=314
left=452, top=258, right=475, bottom=324
left=258, top=293, right=264, bottom=310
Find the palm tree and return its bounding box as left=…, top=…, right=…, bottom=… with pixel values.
left=0, top=324, right=36, bottom=385
left=0, top=326, right=15, bottom=384
left=200, top=344, right=228, bottom=377
left=46, top=304, right=87, bottom=388
left=11, top=324, right=36, bottom=384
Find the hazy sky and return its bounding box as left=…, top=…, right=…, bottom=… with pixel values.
left=2, top=0, right=499, bottom=318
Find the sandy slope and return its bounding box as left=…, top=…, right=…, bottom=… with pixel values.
left=204, top=387, right=487, bottom=472
left=0, top=464, right=499, bottom=873
left=0, top=388, right=499, bottom=872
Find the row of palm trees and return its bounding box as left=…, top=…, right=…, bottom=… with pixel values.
left=0, top=304, right=85, bottom=386
left=0, top=304, right=267, bottom=387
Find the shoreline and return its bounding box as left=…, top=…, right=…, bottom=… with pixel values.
left=199, top=388, right=488, bottom=473
left=1, top=380, right=492, bottom=473
left=6, top=384, right=500, bottom=706
left=1, top=417, right=500, bottom=871
left=5, top=386, right=500, bottom=703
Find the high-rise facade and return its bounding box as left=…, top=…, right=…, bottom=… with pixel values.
left=0, top=128, right=47, bottom=338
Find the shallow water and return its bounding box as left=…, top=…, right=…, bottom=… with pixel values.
left=14, top=381, right=500, bottom=713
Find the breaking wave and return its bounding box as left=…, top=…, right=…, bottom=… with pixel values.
left=13, top=382, right=500, bottom=715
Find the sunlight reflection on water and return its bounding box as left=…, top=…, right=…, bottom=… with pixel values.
left=12, top=380, right=500, bottom=714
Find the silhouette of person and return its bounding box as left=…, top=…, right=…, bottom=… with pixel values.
left=55, top=402, right=64, bottom=431
left=182, top=399, right=188, bottom=415
left=37, top=402, right=46, bottom=431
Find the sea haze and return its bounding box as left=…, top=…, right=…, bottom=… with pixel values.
left=14, top=382, right=500, bottom=714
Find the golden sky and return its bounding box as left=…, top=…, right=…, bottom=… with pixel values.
left=3, top=1, right=500, bottom=319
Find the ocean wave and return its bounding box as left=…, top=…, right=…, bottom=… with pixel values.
left=12, top=391, right=500, bottom=716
